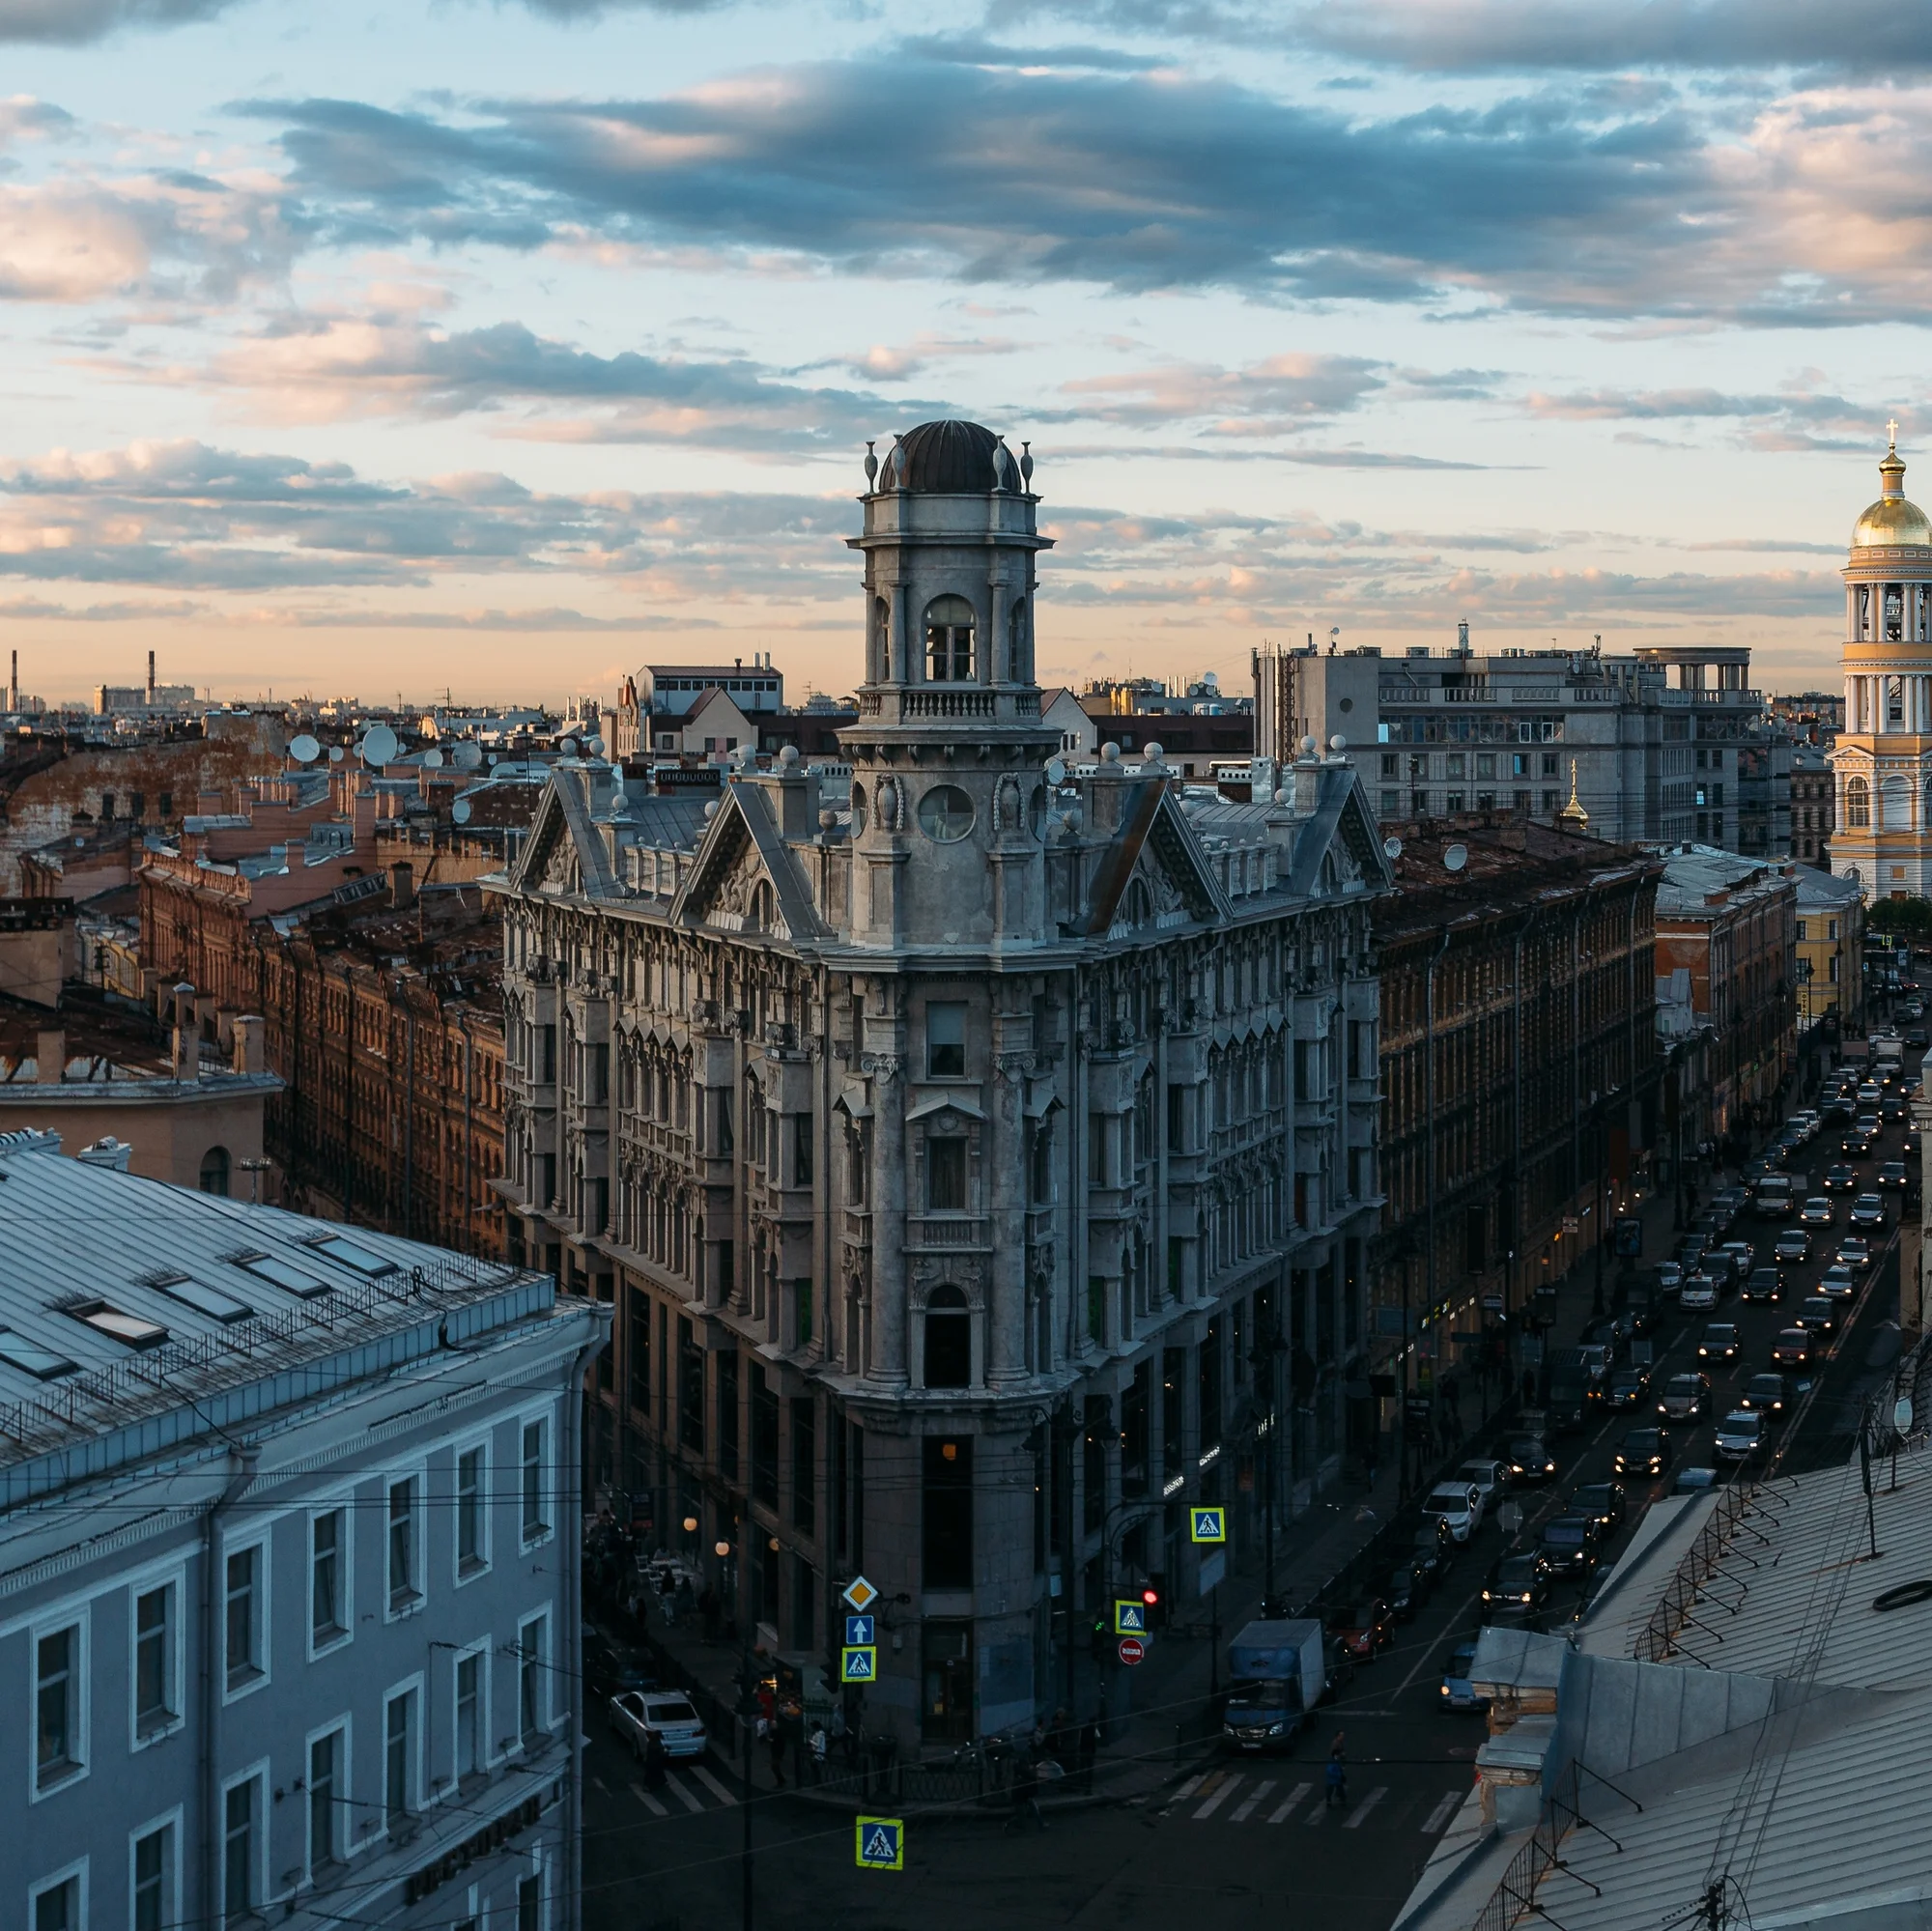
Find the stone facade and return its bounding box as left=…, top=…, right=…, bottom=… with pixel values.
left=489, top=419, right=1391, bottom=1748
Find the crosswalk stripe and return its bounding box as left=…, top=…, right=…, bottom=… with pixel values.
left=1343, top=1785, right=1388, bottom=1829
left=1193, top=1774, right=1241, bottom=1820
left=1422, top=1791, right=1462, bottom=1834
left=629, top=1780, right=668, bottom=1817
left=1160, top=1773, right=1206, bottom=1819
left=691, top=1764, right=738, bottom=1806
left=1231, top=1779, right=1275, bottom=1822
left=1269, top=1781, right=1312, bottom=1824
left=664, top=1771, right=704, bottom=1813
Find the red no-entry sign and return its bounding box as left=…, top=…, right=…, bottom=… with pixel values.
left=1118, top=1636, right=1147, bottom=1666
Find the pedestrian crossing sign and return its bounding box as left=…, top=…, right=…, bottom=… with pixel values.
left=1115, top=1599, right=1149, bottom=1635
left=856, top=1815, right=903, bottom=1870
left=840, top=1645, right=877, bottom=1684
left=1190, top=1507, right=1227, bottom=1545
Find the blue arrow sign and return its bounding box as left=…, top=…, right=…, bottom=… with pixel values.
left=844, top=1613, right=876, bottom=1647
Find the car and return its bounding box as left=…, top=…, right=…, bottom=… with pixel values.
left=1327, top=1598, right=1394, bottom=1661
left=1677, top=1236, right=1709, bottom=1271
left=1385, top=1562, right=1432, bottom=1621
left=1660, top=1373, right=1713, bottom=1422
left=1821, top=1095, right=1855, bottom=1126
left=1800, top=1196, right=1836, bottom=1227
left=1482, top=1552, right=1552, bottom=1620
left=1719, top=1240, right=1757, bottom=1278
left=1571, top=1480, right=1627, bottom=1534
left=1714, top=1408, right=1765, bottom=1463
left=1742, top=1266, right=1784, bottom=1305
left=1698, top=1322, right=1741, bottom=1366
left=1851, top=1193, right=1888, bottom=1229
left=1775, top=1229, right=1813, bottom=1264
left=1504, top=1434, right=1557, bottom=1483
left=1911, top=1129, right=1923, bottom=1158
left=1883, top=1096, right=1909, bottom=1125
left=1714, top=1185, right=1749, bottom=1218
left=1440, top=1640, right=1487, bottom=1712
left=1740, top=1372, right=1788, bottom=1422
left=1837, top=1236, right=1873, bottom=1270
left=1825, top=1165, right=1859, bottom=1193
left=1615, top=1427, right=1673, bottom=1477
left=1680, top=1271, right=1719, bottom=1311
left=1655, top=1260, right=1685, bottom=1297
left=1819, top=1264, right=1857, bottom=1300
left=1772, top=1327, right=1818, bottom=1370
left=1700, top=1253, right=1737, bottom=1295
left=1584, top=1310, right=1637, bottom=1355
left=1410, top=1520, right=1452, bottom=1585
left=1458, top=1459, right=1509, bottom=1510
left=1910, top=1031, right=1930, bottom=1050
left=1789, top=1110, right=1821, bottom=1136
left=1880, top=1161, right=1911, bottom=1192
left=610, top=1689, right=708, bottom=1761
left=1796, top=1294, right=1839, bottom=1337
left=1859, top=1080, right=1884, bottom=1106
left=1538, top=1514, right=1599, bottom=1581
left=587, top=1637, right=659, bottom=1705
left=1608, top=1366, right=1651, bottom=1409
left=1422, top=1481, right=1483, bottom=1542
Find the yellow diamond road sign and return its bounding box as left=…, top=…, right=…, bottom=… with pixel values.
left=842, top=1575, right=879, bottom=1613
left=1190, top=1507, right=1227, bottom=1545
left=856, top=1816, right=903, bottom=1871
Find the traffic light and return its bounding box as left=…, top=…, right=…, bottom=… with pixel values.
left=1141, top=1583, right=1162, bottom=1629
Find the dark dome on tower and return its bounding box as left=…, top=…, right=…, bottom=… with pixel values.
left=880, top=419, right=1020, bottom=494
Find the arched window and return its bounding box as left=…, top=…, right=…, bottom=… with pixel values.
left=1007, top=600, right=1027, bottom=681
left=923, top=1285, right=972, bottom=1388
left=851, top=781, right=867, bottom=836
left=872, top=596, right=892, bottom=681
left=750, top=879, right=776, bottom=932
left=924, top=595, right=975, bottom=682
left=1845, top=777, right=1870, bottom=828
left=199, top=1145, right=231, bottom=1196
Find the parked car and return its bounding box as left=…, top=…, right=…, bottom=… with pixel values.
left=1440, top=1640, right=1486, bottom=1713
left=1743, top=1266, right=1783, bottom=1305
left=587, top=1637, right=659, bottom=1705
left=1655, top=1260, right=1685, bottom=1298
left=610, top=1689, right=708, bottom=1761
left=1385, top=1562, right=1432, bottom=1621
left=1614, top=1427, right=1672, bottom=1478
left=1796, top=1295, right=1839, bottom=1337
left=1422, top=1481, right=1483, bottom=1543
left=1571, top=1480, right=1627, bottom=1534
left=1824, top=1165, right=1859, bottom=1193
left=1482, top=1553, right=1552, bottom=1621
left=1698, top=1322, right=1741, bottom=1366
left=1772, top=1327, right=1818, bottom=1370
left=1327, top=1598, right=1395, bottom=1661
left=1660, top=1373, right=1713, bottom=1422
left=1458, top=1459, right=1509, bottom=1511
left=1411, top=1520, right=1453, bottom=1584
left=1774, top=1230, right=1813, bottom=1264
left=1504, top=1434, right=1558, bottom=1484
left=1538, top=1514, right=1599, bottom=1581
left=1608, top=1366, right=1652, bottom=1409
left=1880, top=1161, right=1911, bottom=1192
left=1740, top=1373, right=1788, bottom=1423
left=1714, top=1409, right=1765, bottom=1464
left=1819, top=1264, right=1857, bottom=1300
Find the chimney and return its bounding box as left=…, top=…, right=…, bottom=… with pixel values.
left=147, top=649, right=156, bottom=704
left=7, top=648, right=16, bottom=713
left=232, top=1014, right=266, bottom=1076
left=286, top=839, right=306, bottom=871
left=389, top=860, right=414, bottom=909
left=171, top=982, right=199, bottom=1082
left=197, top=786, right=222, bottom=816
left=36, top=1028, right=63, bottom=1084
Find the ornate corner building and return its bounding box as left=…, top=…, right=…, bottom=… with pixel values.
left=1833, top=432, right=1932, bottom=900
left=488, top=420, right=1390, bottom=1746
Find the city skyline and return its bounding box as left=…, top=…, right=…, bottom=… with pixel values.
left=2, top=0, right=1927, bottom=704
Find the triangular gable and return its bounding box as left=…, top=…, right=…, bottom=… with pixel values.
left=1287, top=764, right=1393, bottom=898
left=508, top=767, right=619, bottom=900
left=668, top=781, right=826, bottom=942
left=1067, top=781, right=1231, bottom=938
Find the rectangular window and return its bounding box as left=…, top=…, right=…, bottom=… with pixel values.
left=677, top=1318, right=706, bottom=1456
left=308, top=1728, right=345, bottom=1870
left=793, top=1278, right=812, bottom=1350
left=311, top=1511, right=347, bottom=1648
left=384, top=1689, right=416, bottom=1829
left=791, top=1395, right=816, bottom=1533
left=519, top=1614, right=549, bottom=1741
left=134, top=1583, right=176, bottom=1736
left=387, top=1479, right=419, bottom=1610
left=922, top=1436, right=974, bottom=1590
left=224, top=1546, right=263, bottom=1690
left=33, top=1874, right=80, bottom=1931
left=793, top=1114, right=813, bottom=1187
left=1087, top=1113, right=1108, bottom=1185
left=223, top=1775, right=258, bottom=1924
left=926, top=1001, right=966, bottom=1078
left=455, top=1652, right=483, bottom=1782
left=926, top=1137, right=967, bottom=1211
left=519, top=1873, right=543, bottom=1931
left=456, top=1446, right=487, bottom=1576
left=627, top=1289, right=650, bottom=1413
left=35, top=1624, right=81, bottom=1789
left=751, top=1365, right=780, bottom=1507
left=522, top=1419, right=550, bottom=1543
left=133, top=1821, right=175, bottom=1931
left=717, top=1348, right=740, bottom=1483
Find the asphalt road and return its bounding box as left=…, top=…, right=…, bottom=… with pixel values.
left=579, top=1063, right=1918, bottom=1931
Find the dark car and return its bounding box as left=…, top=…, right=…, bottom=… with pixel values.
left=1743, top=1266, right=1783, bottom=1304
left=1608, top=1366, right=1651, bottom=1409
left=1504, top=1434, right=1558, bottom=1483
left=1909, top=1031, right=1929, bottom=1051
left=1383, top=1562, right=1430, bottom=1621
left=1774, top=1230, right=1813, bottom=1264
left=1772, top=1327, right=1817, bottom=1370
left=1327, top=1598, right=1394, bottom=1661
left=1615, top=1427, right=1672, bottom=1477
left=1741, top=1373, right=1788, bottom=1422
left=586, top=1636, right=658, bottom=1704
left=1825, top=1164, right=1859, bottom=1192
left=1413, top=1516, right=1455, bottom=1578
left=1482, top=1552, right=1552, bottom=1621
left=1883, top=1097, right=1908, bottom=1125
left=1572, top=1480, right=1627, bottom=1534
left=1851, top=1193, right=1888, bottom=1230
left=1880, top=1161, right=1911, bottom=1192
left=1538, top=1514, right=1599, bottom=1581
left=1842, top=1130, right=1880, bottom=1160
left=1698, top=1322, right=1741, bottom=1366
left=1440, top=1640, right=1486, bottom=1713
left=1796, top=1296, right=1839, bottom=1338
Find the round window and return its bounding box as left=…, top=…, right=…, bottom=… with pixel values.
left=918, top=784, right=976, bottom=842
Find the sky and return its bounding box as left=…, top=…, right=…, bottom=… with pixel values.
left=1, top=0, right=1926, bottom=710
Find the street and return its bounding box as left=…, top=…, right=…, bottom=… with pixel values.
left=582, top=1061, right=1917, bottom=1931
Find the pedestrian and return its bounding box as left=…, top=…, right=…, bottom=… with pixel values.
left=698, top=1584, right=722, bottom=1644
left=1076, top=1714, right=1099, bottom=1794
left=766, top=1715, right=787, bottom=1788
left=642, top=1727, right=668, bottom=1791
left=673, top=1573, right=696, bottom=1628
left=1325, top=1732, right=1348, bottom=1809
left=1005, top=1744, right=1045, bottom=1833
left=809, top=1721, right=828, bottom=1784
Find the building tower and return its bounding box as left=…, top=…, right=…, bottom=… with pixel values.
left=1832, top=427, right=1932, bottom=900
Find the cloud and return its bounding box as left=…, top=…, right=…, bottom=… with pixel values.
left=242, top=63, right=1932, bottom=325
left=1053, top=353, right=1388, bottom=433
left=1523, top=380, right=1910, bottom=451
left=0, top=0, right=238, bottom=43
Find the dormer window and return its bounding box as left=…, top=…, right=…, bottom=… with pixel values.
left=925, top=596, right=975, bottom=682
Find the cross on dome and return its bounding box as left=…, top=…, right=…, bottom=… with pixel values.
left=1889, top=418, right=1900, bottom=452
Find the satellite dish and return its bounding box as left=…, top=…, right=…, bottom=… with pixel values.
left=361, top=724, right=399, bottom=768
left=288, top=733, right=321, bottom=764
left=327, top=745, right=345, bottom=762
left=1383, top=837, right=1403, bottom=859
left=487, top=753, right=499, bottom=766
left=1045, top=756, right=1067, bottom=785
left=1896, top=1395, right=1915, bottom=1434
left=452, top=740, right=482, bottom=770
left=452, top=799, right=472, bottom=825
left=423, top=748, right=444, bottom=769
left=1443, top=843, right=1468, bottom=872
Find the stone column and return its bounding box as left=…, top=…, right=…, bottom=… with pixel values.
left=988, top=1039, right=1029, bottom=1386
left=867, top=1038, right=910, bottom=1385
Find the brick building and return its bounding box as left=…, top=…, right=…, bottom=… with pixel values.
left=1791, top=745, right=1835, bottom=866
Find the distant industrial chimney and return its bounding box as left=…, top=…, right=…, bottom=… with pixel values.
left=146, top=649, right=157, bottom=704
left=7, top=648, right=16, bottom=713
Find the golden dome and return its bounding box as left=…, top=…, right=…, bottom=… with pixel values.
left=1853, top=434, right=1932, bottom=548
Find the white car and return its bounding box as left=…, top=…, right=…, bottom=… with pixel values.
left=610, top=1690, right=709, bottom=1761
left=1422, top=1481, right=1483, bottom=1543
left=1458, top=1458, right=1507, bottom=1510
left=1713, top=1410, right=1764, bottom=1464
left=1680, top=1273, right=1719, bottom=1311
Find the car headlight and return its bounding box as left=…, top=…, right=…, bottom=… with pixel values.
left=1267, top=1721, right=1286, bottom=1735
